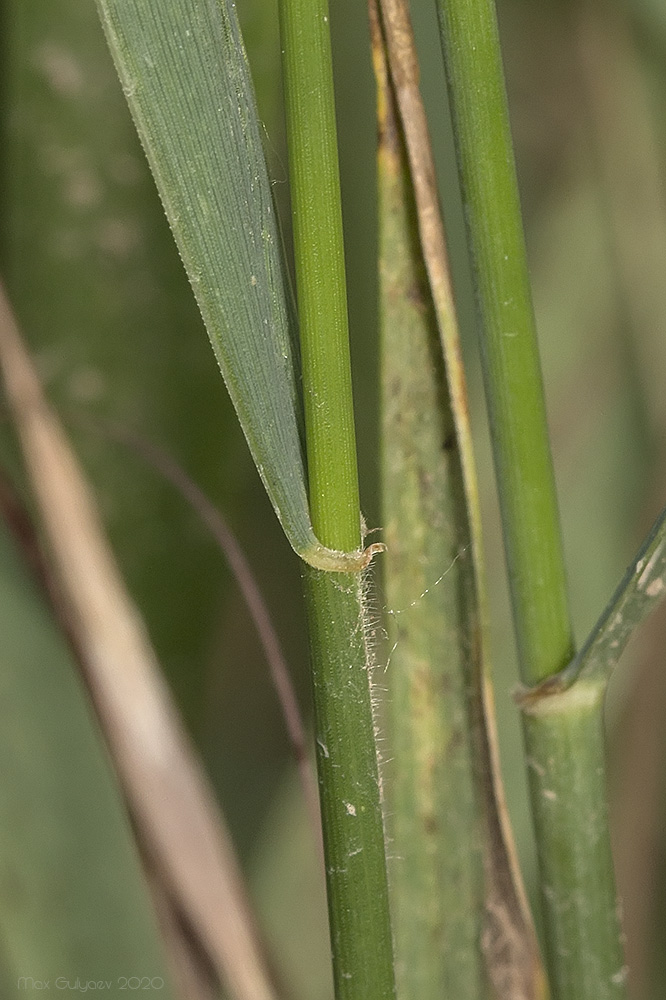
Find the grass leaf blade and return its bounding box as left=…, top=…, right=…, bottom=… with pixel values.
left=94, top=0, right=370, bottom=573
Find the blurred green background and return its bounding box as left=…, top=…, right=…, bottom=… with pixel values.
left=1, top=0, right=666, bottom=997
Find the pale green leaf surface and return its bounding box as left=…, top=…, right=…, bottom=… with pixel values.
left=94, top=0, right=368, bottom=572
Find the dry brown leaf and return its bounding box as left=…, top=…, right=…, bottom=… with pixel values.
left=0, top=281, right=281, bottom=1000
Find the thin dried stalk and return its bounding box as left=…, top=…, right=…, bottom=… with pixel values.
left=0, top=281, right=281, bottom=1000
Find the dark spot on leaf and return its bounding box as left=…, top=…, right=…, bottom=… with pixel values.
left=405, top=281, right=427, bottom=311
left=423, top=813, right=438, bottom=836
left=442, top=430, right=456, bottom=451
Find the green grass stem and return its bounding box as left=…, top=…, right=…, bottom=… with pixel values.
left=433, top=2, right=628, bottom=996
left=278, top=3, right=396, bottom=998
left=521, top=687, right=627, bottom=999
left=515, top=504, right=666, bottom=996
left=433, top=0, right=574, bottom=688
left=278, top=0, right=360, bottom=552
left=304, top=567, right=396, bottom=1000
left=515, top=505, right=666, bottom=995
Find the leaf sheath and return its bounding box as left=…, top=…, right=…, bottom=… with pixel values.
left=304, top=568, right=396, bottom=1000
left=373, top=3, right=545, bottom=996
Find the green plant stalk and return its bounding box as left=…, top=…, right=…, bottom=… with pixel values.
left=434, top=1, right=626, bottom=996
left=517, top=504, right=666, bottom=997
left=304, top=566, right=395, bottom=1000
left=433, top=0, right=573, bottom=688
left=522, top=686, right=627, bottom=999
left=278, top=2, right=395, bottom=998
left=278, top=0, right=359, bottom=551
